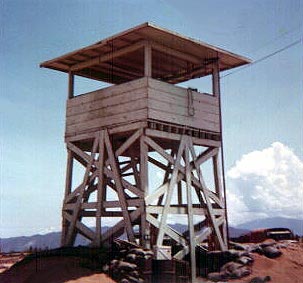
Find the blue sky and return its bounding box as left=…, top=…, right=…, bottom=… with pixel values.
left=1, top=0, right=302, bottom=237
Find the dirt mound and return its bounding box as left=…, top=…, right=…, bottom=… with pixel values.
left=0, top=247, right=115, bottom=283
left=229, top=241, right=303, bottom=283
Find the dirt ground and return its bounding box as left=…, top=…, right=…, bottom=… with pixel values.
left=1, top=242, right=302, bottom=283
left=230, top=242, right=303, bottom=283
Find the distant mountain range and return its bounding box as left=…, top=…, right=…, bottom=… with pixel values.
left=236, top=217, right=303, bottom=236
left=1, top=217, right=302, bottom=253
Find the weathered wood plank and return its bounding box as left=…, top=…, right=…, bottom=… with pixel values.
left=70, top=40, right=146, bottom=72
left=156, top=136, right=186, bottom=246
left=148, top=108, right=219, bottom=133
left=66, top=108, right=148, bottom=136
left=148, top=98, right=219, bottom=123
left=67, top=77, right=148, bottom=107
left=146, top=129, right=221, bottom=148
left=67, top=98, right=148, bottom=126
left=67, top=87, right=147, bottom=117
left=148, top=88, right=219, bottom=114
left=147, top=78, right=219, bottom=106
left=104, top=130, right=135, bottom=242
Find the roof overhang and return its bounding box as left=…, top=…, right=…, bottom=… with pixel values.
left=40, top=22, right=251, bottom=84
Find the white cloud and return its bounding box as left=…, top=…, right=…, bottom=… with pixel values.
left=227, top=142, right=303, bottom=226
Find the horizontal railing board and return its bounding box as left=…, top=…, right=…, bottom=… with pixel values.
left=148, top=108, right=219, bottom=133
left=148, top=98, right=219, bottom=124
left=66, top=108, right=148, bottom=136
left=67, top=87, right=147, bottom=117
left=67, top=98, right=148, bottom=126
left=148, top=78, right=219, bottom=106
left=67, top=77, right=148, bottom=107
left=148, top=89, right=219, bottom=115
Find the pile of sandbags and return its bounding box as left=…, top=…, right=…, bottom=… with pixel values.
left=206, top=250, right=254, bottom=281
left=230, top=239, right=282, bottom=258
left=104, top=246, right=153, bottom=283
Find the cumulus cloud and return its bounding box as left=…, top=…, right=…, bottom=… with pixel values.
left=227, top=142, right=303, bottom=226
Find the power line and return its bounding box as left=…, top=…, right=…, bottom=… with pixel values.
left=248, top=24, right=302, bottom=55
left=221, top=38, right=302, bottom=79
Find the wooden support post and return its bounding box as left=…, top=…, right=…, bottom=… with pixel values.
left=64, top=136, right=99, bottom=246
left=212, top=59, right=220, bottom=97
left=61, top=149, right=73, bottom=246
left=104, top=130, right=136, bottom=243
left=140, top=133, right=150, bottom=248
left=144, top=41, right=152, bottom=77
left=94, top=130, right=105, bottom=247
left=156, top=136, right=186, bottom=246
left=185, top=142, right=196, bottom=283
left=213, top=153, right=223, bottom=202
left=213, top=57, right=230, bottom=247
left=68, top=71, right=74, bottom=99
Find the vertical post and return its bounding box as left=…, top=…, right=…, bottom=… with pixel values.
left=61, top=149, right=73, bottom=246
left=212, top=59, right=220, bottom=97
left=185, top=142, right=196, bottom=283
left=144, top=41, right=152, bottom=77
left=94, top=130, right=105, bottom=247
left=68, top=71, right=74, bottom=99
left=212, top=58, right=230, bottom=247
left=140, top=133, right=150, bottom=249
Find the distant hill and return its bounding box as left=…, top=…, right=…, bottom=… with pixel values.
left=236, top=217, right=303, bottom=236
left=228, top=226, right=250, bottom=238
left=1, top=224, right=249, bottom=253
left=0, top=232, right=89, bottom=253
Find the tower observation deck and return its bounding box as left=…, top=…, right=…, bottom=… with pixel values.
left=41, top=22, right=250, bottom=281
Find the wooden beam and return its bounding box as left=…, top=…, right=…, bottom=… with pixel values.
left=140, top=134, right=150, bottom=248
left=70, top=40, right=145, bottom=72
left=68, top=71, right=74, bottom=99
left=147, top=213, right=187, bottom=246
left=64, top=136, right=99, bottom=246
left=144, top=41, right=152, bottom=77
left=212, top=59, right=220, bottom=97
left=185, top=142, right=196, bottom=282
left=94, top=130, right=105, bottom=246
left=151, top=41, right=201, bottom=65
left=101, top=207, right=142, bottom=243
left=144, top=136, right=174, bottom=164
left=213, top=153, right=223, bottom=201
left=146, top=128, right=221, bottom=148
left=104, top=130, right=135, bottom=242
left=156, top=136, right=186, bottom=246
left=188, top=139, right=226, bottom=251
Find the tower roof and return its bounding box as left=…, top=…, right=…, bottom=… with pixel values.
left=40, top=22, right=251, bottom=84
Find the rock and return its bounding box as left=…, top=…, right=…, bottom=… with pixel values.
left=230, top=242, right=249, bottom=251
left=262, top=246, right=282, bottom=258
left=248, top=275, right=271, bottom=283
left=129, top=270, right=140, bottom=277
left=125, top=253, right=137, bottom=263
left=126, top=275, right=144, bottom=283
left=207, top=272, right=223, bottom=282
left=231, top=266, right=251, bottom=279
left=260, top=239, right=276, bottom=248
left=220, top=261, right=251, bottom=279
left=220, top=261, right=243, bottom=274
left=250, top=244, right=264, bottom=254
left=129, top=248, right=145, bottom=257
left=117, top=261, right=137, bottom=271
left=236, top=256, right=254, bottom=265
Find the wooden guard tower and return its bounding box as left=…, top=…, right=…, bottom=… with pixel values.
left=41, top=23, right=250, bottom=279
